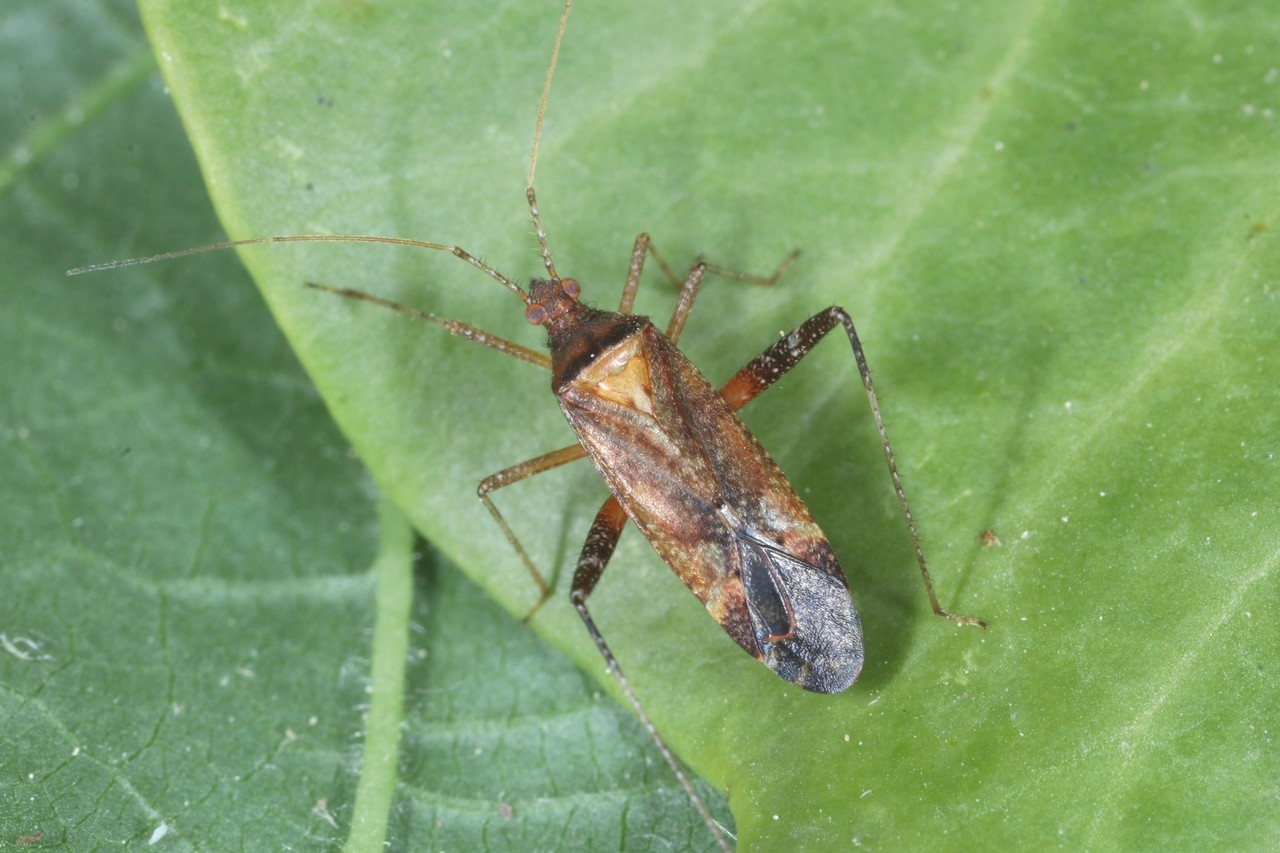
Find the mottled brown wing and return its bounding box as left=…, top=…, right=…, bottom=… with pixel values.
left=557, top=321, right=862, bottom=692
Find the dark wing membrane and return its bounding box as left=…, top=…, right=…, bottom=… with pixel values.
left=738, top=530, right=863, bottom=693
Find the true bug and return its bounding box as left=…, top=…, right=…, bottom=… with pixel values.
left=72, top=1, right=985, bottom=848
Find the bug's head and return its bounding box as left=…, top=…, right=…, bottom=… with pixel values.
left=525, top=277, right=582, bottom=328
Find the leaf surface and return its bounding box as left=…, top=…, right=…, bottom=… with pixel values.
left=6, top=0, right=1278, bottom=849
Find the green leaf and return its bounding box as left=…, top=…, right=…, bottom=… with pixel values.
left=5, top=0, right=723, bottom=850
left=9, top=0, right=1279, bottom=850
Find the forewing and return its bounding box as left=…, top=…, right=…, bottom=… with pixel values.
left=559, top=323, right=863, bottom=691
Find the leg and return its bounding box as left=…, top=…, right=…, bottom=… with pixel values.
left=477, top=443, right=588, bottom=619
left=663, top=247, right=800, bottom=344
left=720, top=306, right=986, bottom=628
left=614, top=232, right=799, bottom=344
left=306, top=282, right=551, bottom=370
left=84, top=234, right=552, bottom=366
left=570, top=496, right=732, bottom=853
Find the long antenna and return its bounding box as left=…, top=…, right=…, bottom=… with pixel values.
left=67, top=234, right=530, bottom=302
left=525, top=0, right=573, bottom=282
left=527, top=0, right=572, bottom=191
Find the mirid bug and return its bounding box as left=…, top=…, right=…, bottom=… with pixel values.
left=72, top=2, right=985, bottom=848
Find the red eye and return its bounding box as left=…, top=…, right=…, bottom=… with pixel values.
left=525, top=304, right=547, bottom=325
left=561, top=278, right=580, bottom=297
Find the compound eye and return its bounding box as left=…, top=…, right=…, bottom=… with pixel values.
left=560, top=278, right=580, bottom=297
left=525, top=304, right=548, bottom=325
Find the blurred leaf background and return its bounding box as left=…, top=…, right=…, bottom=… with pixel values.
left=3, top=0, right=1278, bottom=849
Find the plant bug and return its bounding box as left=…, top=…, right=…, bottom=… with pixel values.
left=72, top=1, right=986, bottom=848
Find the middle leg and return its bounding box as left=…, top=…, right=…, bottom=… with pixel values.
left=477, top=442, right=588, bottom=619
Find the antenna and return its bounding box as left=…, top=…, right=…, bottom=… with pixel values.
left=67, top=235, right=530, bottom=303
left=525, top=0, right=573, bottom=282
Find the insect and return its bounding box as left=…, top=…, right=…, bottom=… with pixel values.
left=73, top=1, right=985, bottom=848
